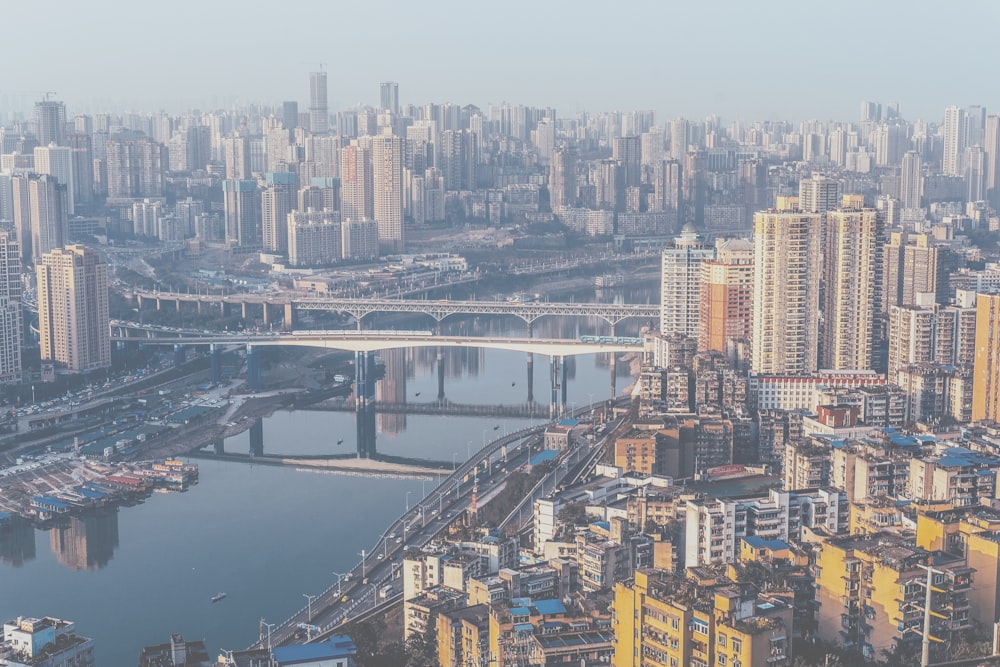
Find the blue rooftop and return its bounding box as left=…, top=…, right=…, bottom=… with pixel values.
left=530, top=450, right=559, bottom=466
left=557, top=419, right=580, bottom=428
left=271, top=636, right=356, bottom=665
left=935, top=447, right=1000, bottom=469
left=533, top=599, right=567, bottom=616
left=511, top=606, right=531, bottom=617
left=743, top=536, right=789, bottom=551
left=32, top=496, right=70, bottom=509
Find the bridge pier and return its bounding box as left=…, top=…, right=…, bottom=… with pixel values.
left=262, top=303, right=271, bottom=328
left=355, top=351, right=377, bottom=458
left=173, top=344, right=186, bottom=368
left=561, top=355, right=569, bottom=414
left=283, top=303, right=294, bottom=330
left=212, top=439, right=224, bottom=455
left=549, top=356, right=560, bottom=418
left=249, top=418, right=263, bottom=457
left=196, top=300, right=203, bottom=315
left=156, top=297, right=162, bottom=311
left=526, top=320, right=534, bottom=404
left=210, top=345, right=222, bottom=384
left=437, top=350, right=445, bottom=400
left=246, top=345, right=262, bottom=392
left=609, top=322, right=618, bottom=398
left=242, top=302, right=249, bottom=320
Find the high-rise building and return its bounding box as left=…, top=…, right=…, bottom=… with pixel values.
left=340, top=143, right=373, bottom=221
left=105, top=138, right=167, bottom=198
left=900, top=150, right=922, bottom=209
left=260, top=173, right=297, bottom=253
left=379, top=81, right=399, bottom=115
left=12, top=174, right=68, bottom=265
left=660, top=225, right=714, bottom=339
left=222, top=135, right=251, bottom=181
left=883, top=232, right=940, bottom=312
left=943, top=105, right=967, bottom=177
left=372, top=131, right=404, bottom=252
left=974, top=293, right=1000, bottom=423
left=698, top=238, right=753, bottom=355
left=281, top=101, right=299, bottom=130
left=66, top=133, right=94, bottom=208
left=798, top=174, right=841, bottom=213
left=438, top=129, right=477, bottom=191
left=0, top=232, right=22, bottom=384
left=821, top=208, right=882, bottom=371
left=985, top=115, right=1000, bottom=207
left=752, top=209, right=822, bottom=375
left=36, top=245, right=110, bottom=372
left=33, top=99, right=67, bottom=146
left=222, top=180, right=261, bottom=249
left=888, top=290, right=977, bottom=381
left=309, top=70, right=329, bottom=134
left=287, top=210, right=341, bottom=267
left=668, top=118, right=689, bottom=160
left=613, top=136, right=642, bottom=188
left=341, top=218, right=379, bottom=261
left=965, top=145, right=986, bottom=202
left=33, top=143, right=75, bottom=214
left=549, top=144, right=576, bottom=213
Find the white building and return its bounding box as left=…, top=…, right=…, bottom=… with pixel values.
left=287, top=210, right=341, bottom=267
left=341, top=218, right=379, bottom=261
left=660, top=224, right=713, bottom=338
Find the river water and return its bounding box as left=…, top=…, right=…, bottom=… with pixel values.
left=0, top=284, right=656, bottom=665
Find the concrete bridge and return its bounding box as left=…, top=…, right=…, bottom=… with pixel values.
left=131, top=292, right=660, bottom=330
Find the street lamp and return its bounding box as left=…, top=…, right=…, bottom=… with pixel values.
left=360, top=549, right=366, bottom=578
left=260, top=619, right=276, bottom=652
left=332, top=571, right=346, bottom=597
left=452, top=452, right=458, bottom=471
left=303, top=593, right=318, bottom=623
left=467, top=440, right=472, bottom=460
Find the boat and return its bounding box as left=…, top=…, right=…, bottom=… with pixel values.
left=211, top=592, right=227, bottom=603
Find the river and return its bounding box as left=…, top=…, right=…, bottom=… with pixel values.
left=0, top=284, right=657, bottom=665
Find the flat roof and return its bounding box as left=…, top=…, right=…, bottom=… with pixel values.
left=271, top=636, right=356, bottom=664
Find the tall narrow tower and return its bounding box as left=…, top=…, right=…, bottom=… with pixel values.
left=752, top=209, right=822, bottom=375
left=821, top=207, right=882, bottom=371
left=36, top=245, right=110, bottom=372
left=942, top=105, right=966, bottom=177
left=309, top=70, right=329, bottom=134
left=0, top=232, right=22, bottom=384
left=372, top=131, right=404, bottom=253
left=660, top=225, right=714, bottom=339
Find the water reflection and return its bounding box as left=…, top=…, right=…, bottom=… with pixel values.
left=0, top=516, right=36, bottom=567
left=48, top=508, right=120, bottom=571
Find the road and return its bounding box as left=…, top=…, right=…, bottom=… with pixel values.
left=254, top=400, right=627, bottom=649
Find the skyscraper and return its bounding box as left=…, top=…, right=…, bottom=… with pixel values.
left=222, top=180, right=261, bottom=249
left=260, top=173, right=297, bottom=253
left=33, top=143, right=75, bottom=214
left=379, top=81, right=399, bottom=115
left=883, top=232, right=940, bottom=312
left=986, top=115, right=1000, bottom=207
left=36, top=245, right=110, bottom=372
left=669, top=118, right=689, bottom=160
left=549, top=144, right=577, bottom=213
left=12, top=174, right=68, bottom=265
left=973, top=294, right=1000, bottom=423
left=340, top=143, right=374, bottom=221
left=372, top=131, right=404, bottom=252
left=942, top=105, right=966, bottom=177
left=698, top=237, right=753, bottom=355
left=900, top=151, right=922, bottom=209
left=282, top=101, right=299, bottom=130
left=309, top=70, right=329, bottom=134
left=0, top=232, right=22, bottom=384
left=752, top=209, right=822, bottom=375
left=33, top=99, right=66, bottom=146
left=660, top=225, right=714, bottom=339
left=798, top=174, right=841, bottom=213
left=821, top=208, right=882, bottom=371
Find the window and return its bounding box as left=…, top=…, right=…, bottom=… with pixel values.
left=718, top=656, right=727, bottom=666
left=718, top=635, right=727, bottom=647
left=731, top=639, right=741, bottom=653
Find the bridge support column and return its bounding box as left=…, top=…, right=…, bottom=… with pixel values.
left=175, top=298, right=181, bottom=312
left=609, top=322, right=619, bottom=398
left=156, top=297, right=162, bottom=311
left=210, top=345, right=222, bottom=384
left=242, top=302, right=249, bottom=320
left=196, top=300, right=203, bottom=315
left=262, top=303, right=271, bottom=328
left=249, top=418, right=263, bottom=457
left=212, top=439, right=224, bottom=455
left=246, top=345, right=262, bottom=392
left=549, top=356, right=560, bottom=419
left=173, top=344, right=186, bottom=368
left=561, top=355, right=568, bottom=415
left=437, top=350, right=445, bottom=400
left=355, top=351, right=377, bottom=458
left=526, top=320, right=534, bottom=403
left=283, top=303, right=294, bottom=330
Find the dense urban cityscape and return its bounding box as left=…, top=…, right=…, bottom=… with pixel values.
left=3, top=59, right=1000, bottom=667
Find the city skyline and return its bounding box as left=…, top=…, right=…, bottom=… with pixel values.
left=2, top=0, right=1000, bottom=122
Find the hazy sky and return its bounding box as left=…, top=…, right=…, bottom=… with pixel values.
left=3, top=0, right=999, bottom=124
